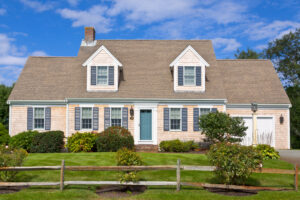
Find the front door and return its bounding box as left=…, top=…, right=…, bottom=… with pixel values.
left=140, top=110, right=152, bottom=140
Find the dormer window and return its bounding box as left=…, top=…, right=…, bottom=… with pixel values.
left=184, top=66, right=196, bottom=86
left=97, top=66, right=108, bottom=85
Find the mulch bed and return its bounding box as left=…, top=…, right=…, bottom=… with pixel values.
left=96, top=185, right=146, bottom=198
left=205, top=187, right=257, bottom=196
left=0, top=186, right=28, bottom=194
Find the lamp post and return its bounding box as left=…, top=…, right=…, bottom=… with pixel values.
left=251, top=103, right=258, bottom=146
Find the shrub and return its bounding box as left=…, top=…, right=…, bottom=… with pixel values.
left=0, top=145, right=28, bottom=181
left=67, top=132, right=98, bottom=152
left=199, top=112, right=247, bottom=143
left=96, top=127, right=134, bottom=152
left=256, top=144, right=280, bottom=160
left=9, top=131, right=38, bottom=152
left=30, top=131, right=64, bottom=153
left=116, top=148, right=143, bottom=182
left=208, top=142, right=262, bottom=185
left=0, top=123, right=10, bottom=145
left=159, top=139, right=198, bottom=152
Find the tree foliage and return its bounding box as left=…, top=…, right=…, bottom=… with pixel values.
left=264, top=29, right=300, bottom=87
left=199, top=111, right=247, bottom=143
left=234, top=48, right=262, bottom=59
left=0, top=84, right=13, bottom=129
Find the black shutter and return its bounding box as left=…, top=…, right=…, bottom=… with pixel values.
left=93, top=107, right=99, bottom=130
left=91, top=66, right=96, bottom=85
left=45, top=107, right=51, bottom=130
left=193, top=108, right=200, bottom=131
left=196, top=66, right=201, bottom=86
left=104, top=107, right=110, bottom=130
left=75, top=107, right=81, bottom=130
left=27, top=107, right=33, bottom=130
left=182, top=108, right=188, bottom=131
left=178, top=66, right=183, bottom=86
left=122, top=107, right=128, bottom=129
left=108, top=66, right=114, bottom=85
left=163, top=108, right=169, bottom=131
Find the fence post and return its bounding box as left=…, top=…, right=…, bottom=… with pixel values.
left=60, top=160, right=65, bottom=191
left=176, top=159, right=181, bottom=191
left=295, top=164, right=298, bottom=191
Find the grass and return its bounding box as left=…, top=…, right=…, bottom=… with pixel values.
left=0, top=152, right=299, bottom=200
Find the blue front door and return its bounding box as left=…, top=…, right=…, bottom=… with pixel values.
left=140, top=110, right=152, bottom=140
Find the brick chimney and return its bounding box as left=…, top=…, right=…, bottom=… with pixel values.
left=82, top=27, right=96, bottom=46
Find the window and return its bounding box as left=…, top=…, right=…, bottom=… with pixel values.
left=34, top=107, right=45, bottom=129
left=97, top=66, right=108, bottom=85
left=81, top=107, right=92, bottom=129
left=111, top=108, right=122, bottom=127
left=184, top=66, right=195, bottom=85
left=200, top=108, right=211, bottom=116
left=170, top=108, right=181, bottom=130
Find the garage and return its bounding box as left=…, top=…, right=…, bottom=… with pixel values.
left=240, top=116, right=275, bottom=147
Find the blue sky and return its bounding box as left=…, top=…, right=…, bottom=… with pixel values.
left=0, top=0, right=299, bottom=86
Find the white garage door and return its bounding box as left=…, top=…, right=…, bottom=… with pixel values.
left=240, top=116, right=275, bottom=147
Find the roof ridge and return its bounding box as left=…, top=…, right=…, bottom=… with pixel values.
left=95, top=39, right=212, bottom=41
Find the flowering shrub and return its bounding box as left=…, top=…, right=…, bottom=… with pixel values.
left=256, top=144, right=280, bottom=160
left=67, top=132, right=98, bottom=152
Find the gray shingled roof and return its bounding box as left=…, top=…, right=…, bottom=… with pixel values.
left=8, top=40, right=290, bottom=104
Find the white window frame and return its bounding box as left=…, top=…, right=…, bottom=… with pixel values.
left=183, top=66, right=196, bottom=86
left=169, top=108, right=182, bottom=131
left=198, top=107, right=212, bottom=131
left=110, top=107, right=122, bottom=127
left=33, top=107, right=45, bottom=130
left=81, top=107, right=93, bottom=130
left=96, top=66, right=109, bottom=86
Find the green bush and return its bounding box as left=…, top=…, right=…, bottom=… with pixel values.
left=159, top=139, right=198, bottom=152
left=30, top=131, right=64, bottom=153
left=67, top=132, right=98, bottom=152
left=0, top=123, right=10, bottom=145
left=96, top=127, right=134, bottom=152
left=208, top=142, right=262, bottom=185
left=0, top=145, right=28, bottom=181
left=116, top=148, right=143, bottom=182
left=9, top=131, right=38, bottom=152
left=199, top=112, right=247, bottom=143
left=256, top=144, right=280, bottom=160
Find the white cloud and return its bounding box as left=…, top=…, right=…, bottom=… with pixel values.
left=255, top=44, right=267, bottom=50
left=57, top=5, right=111, bottom=33
left=0, top=8, right=6, bottom=15
left=31, top=51, right=48, bottom=56
left=0, top=66, right=23, bottom=86
left=20, top=0, right=54, bottom=12
left=245, top=20, right=300, bottom=40
left=67, top=0, right=80, bottom=6
left=212, top=38, right=241, bottom=52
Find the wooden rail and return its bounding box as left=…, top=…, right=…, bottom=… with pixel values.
left=0, top=160, right=298, bottom=191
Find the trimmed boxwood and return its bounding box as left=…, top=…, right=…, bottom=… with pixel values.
left=96, top=127, right=134, bottom=152
left=159, top=139, right=198, bottom=152
left=9, top=130, right=38, bottom=152
left=30, top=131, right=64, bottom=153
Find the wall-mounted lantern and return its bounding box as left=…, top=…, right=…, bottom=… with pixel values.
left=130, top=106, right=134, bottom=120
left=251, top=103, right=258, bottom=113
left=280, top=114, right=284, bottom=124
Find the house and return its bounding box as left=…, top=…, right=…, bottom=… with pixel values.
left=8, top=27, right=291, bottom=150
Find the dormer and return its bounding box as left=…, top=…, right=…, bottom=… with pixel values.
left=82, top=44, right=122, bottom=92
left=170, top=45, right=209, bottom=92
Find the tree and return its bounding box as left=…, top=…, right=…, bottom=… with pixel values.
left=234, top=48, right=262, bottom=59
left=199, top=111, right=247, bottom=143
left=0, top=84, right=13, bottom=129
left=264, top=29, right=300, bottom=87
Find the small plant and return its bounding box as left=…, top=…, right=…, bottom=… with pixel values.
left=208, top=142, right=262, bottom=185
left=67, top=132, right=98, bottom=152
left=256, top=144, right=280, bottom=160
left=159, top=139, right=198, bottom=152
left=0, top=145, right=28, bottom=181
left=30, top=131, right=64, bottom=153
left=96, top=127, right=134, bottom=152
left=0, top=123, right=10, bottom=145
left=116, top=148, right=143, bottom=183
left=199, top=112, right=247, bottom=143
left=9, top=131, right=38, bottom=152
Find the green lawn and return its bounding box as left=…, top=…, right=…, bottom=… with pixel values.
left=0, top=152, right=299, bottom=200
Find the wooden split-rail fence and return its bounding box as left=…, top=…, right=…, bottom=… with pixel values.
left=0, top=160, right=298, bottom=192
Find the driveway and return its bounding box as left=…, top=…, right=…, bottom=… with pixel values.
left=278, top=150, right=300, bottom=166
